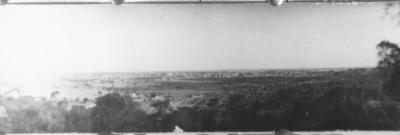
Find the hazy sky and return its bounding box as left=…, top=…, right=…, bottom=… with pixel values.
left=0, top=3, right=399, bottom=73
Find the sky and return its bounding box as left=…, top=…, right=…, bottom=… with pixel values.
left=0, top=2, right=399, bottom=74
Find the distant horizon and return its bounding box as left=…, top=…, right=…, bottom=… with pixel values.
left=18, top=66, right=375, bottom=73
left=120, top=66, right=375, bottom=73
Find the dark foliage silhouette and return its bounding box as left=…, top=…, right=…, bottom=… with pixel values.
left=377, top=41, right=400, bottom=100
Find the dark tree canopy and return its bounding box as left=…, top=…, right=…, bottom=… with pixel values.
left=91, top=93, right=147, bottom=132
left=377, top=41, right=400, bottom=100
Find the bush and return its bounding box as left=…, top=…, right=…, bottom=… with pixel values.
left=91, top=93, right=148, bottom=132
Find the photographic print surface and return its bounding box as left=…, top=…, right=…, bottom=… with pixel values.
left=0, top=1, right=400, bottom=134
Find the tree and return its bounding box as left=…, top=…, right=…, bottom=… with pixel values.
left=377, top=41, right=400, bottom=100
left=147, top=99, right=175, bottom=132
left=65, top=105, right=92, bottom=132
left=91, top=93, right=147, bottom=132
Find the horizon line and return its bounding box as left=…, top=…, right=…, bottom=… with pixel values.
left=67, top=66, right=376, bottom=73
